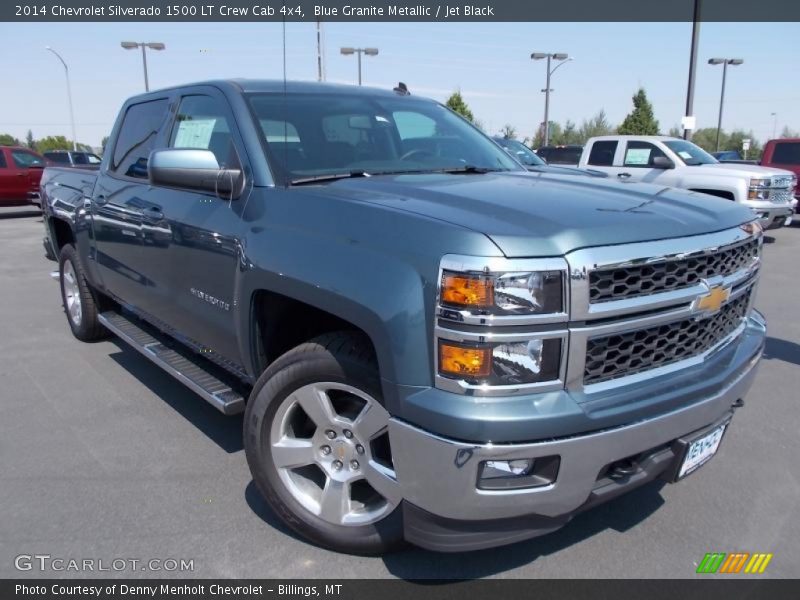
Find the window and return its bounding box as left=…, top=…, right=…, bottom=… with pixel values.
left=623, top=141, right=667, bottom=167
left=247, top=93, right=519, bottom=182
left=0, top=152, right=6, bottom=168
left=587, top=141, right=618, bottom=166
left=170, top=95, right=238, bottom=168
left=772, top=142, right=800, bottom=165
left=663, top=140, right=717, bottom=165
left=112, top=98, right=169, bottom=179
left=11, top=150, right=45, bottom=168
left=44, top=152, right=70, bottom=164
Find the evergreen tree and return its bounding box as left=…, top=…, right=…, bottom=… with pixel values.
left=618, top=88, right=660, bottom=135
left=26, top=130, right=36, bottom=150
left=0, top=133, right=20, bottom=146
left=445, top=91, right=474, bottom=123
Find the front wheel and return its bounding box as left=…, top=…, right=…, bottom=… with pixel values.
left=244, top=332, right=405, bottom=555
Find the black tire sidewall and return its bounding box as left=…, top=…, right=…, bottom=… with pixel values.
left=244, top=340, right=404, bottom=555
left=58, top=244, right=100, bottom=340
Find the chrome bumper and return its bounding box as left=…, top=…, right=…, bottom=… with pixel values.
left=743, top=199, right=793, bottom=229
left=390, top=315, right=764, bottom=522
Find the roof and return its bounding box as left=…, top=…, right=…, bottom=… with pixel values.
left=137, top=79, right=419, bottom=99
left=588, top=135, right=680, bottom=141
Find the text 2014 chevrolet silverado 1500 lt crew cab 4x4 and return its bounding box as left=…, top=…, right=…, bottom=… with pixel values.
left=41, top=81, right=766, bottom=555
left=579, top=135, right=796, bottom=229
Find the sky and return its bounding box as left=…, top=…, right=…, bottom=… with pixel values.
left=0, top=21, right=797, bottom=147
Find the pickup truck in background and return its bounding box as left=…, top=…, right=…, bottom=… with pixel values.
left=761, top=138, right=800, bottom=211
left=535, top=144, right=583, bottom=165
left=493, top=137, right=606, bottom=178
left=41, top=80, right=766, bottom=555
left=0, top=145, right=46, bottom=207
left=579, top=135, right=796, bottom=229
left=43, top=150, right=103, bottom=168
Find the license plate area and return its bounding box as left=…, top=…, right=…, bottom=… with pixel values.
left=666, top=417, right=731, bottom=482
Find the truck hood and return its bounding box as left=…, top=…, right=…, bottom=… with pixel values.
left=689, top=162, right=796, bottom=179
left=311, top=172, right=753, bottom=257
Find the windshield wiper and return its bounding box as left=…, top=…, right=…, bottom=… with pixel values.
left=289, top=170, right=370, bottom=186
left=438, top=165, right=507, bottom=174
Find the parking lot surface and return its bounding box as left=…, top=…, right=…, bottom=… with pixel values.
left=1, top=211, right=798, bottom=579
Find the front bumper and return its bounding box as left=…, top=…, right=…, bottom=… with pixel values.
left=391, top=314, right=764, bottom=551
left=743, top=199, right=793, bottom=229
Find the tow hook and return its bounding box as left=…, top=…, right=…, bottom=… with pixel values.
left=608, top=459, right=638, bottom=480
left=731, top=398, right=745, bottom=410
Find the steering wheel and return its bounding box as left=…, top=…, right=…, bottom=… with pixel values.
left=400, top=149, right=436, bottom=161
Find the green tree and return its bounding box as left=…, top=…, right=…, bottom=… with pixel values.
left=499, top=124, right=517, bottom=139
left=101, top=136, right=110, bottom=154
left=445, top=91, right=474, bottom=123
left=532, top=122, right=562, bottom=148
left=25, top=130, right=36, bottom=150
left=0, top=133, right=20, bottom=146
left=578, top=110, right=615, bottom=141
left=36, top=136, right=73, bottom=152
left=726, top=129, right=762, bottom=160
left=780, top=126, right=799, bottom=139
left=555, top=120, right=581, bottom=145
left=618, top=88, right=660, bottom=135
left=688, top=128, right=723, bottom=152
left=667, top=125, right=682, bottom=138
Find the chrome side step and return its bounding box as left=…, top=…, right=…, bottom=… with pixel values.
left=98, top=311, right=246, bottom=415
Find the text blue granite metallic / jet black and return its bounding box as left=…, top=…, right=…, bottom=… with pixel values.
left=40, top=81, right=766, bottom=554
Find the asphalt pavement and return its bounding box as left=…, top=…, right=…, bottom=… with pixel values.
left=0, top=211, right=798, bottom=579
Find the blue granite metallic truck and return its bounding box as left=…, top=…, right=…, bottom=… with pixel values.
left=40, top=80, right=766, bottom=554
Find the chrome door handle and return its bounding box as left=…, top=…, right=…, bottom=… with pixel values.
left=617, top=172, right=632, bottom=179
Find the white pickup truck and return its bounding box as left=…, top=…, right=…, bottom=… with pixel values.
left=579, top=135, right=797, bottom=229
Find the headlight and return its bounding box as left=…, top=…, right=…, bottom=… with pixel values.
left=440, top=269, right=564, bottom=315
left=748, top=177, right=772, bottom=200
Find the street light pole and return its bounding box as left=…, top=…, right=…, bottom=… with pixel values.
left=708, top=58, right=743, bottom=152
left=771, top=112, right=777, bottom=139
left=121, top=42, right=166, bottom=92
left=531, top=52, right=570, bottom=147
left=340, top=47, right=379, bottom=85
left=45, top=47, right=77, bottom=151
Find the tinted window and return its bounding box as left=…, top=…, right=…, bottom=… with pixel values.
left=11, top=150, right=45, bottom=168
left=537, top=147, right=582, bottom=165
left=112, top=98, right=169, bottom=179
left=623, top=141, right=667, bottom=167
left=587, top=141, right=618, bottom=166
left=495, top=138, right=545, bottom=166
left=170, top=95, right=238, bottom=168
left=247, top=93, right=520, bottom=181
left=772, top=142, right=800, bottom=165
left=0, top=151, right=6, bottom=168
left=44, top=152, right=70, bottom=164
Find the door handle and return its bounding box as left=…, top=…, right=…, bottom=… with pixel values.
left=617, top=172, right=632, bottom=179
left=141, top=206, right=164, bottom=222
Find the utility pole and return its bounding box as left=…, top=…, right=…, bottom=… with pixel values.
left=683, top=0, right=701, bottom=140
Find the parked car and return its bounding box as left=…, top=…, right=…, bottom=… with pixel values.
left=42, top=80, right=766, bottom=555
left=535, top=144, right=583, bottom=165
left=761, top=137, right=800, bottom=216
left=43, top=150, right=102, bottom=168
left=712, top=150, right=742, bottom=161
left=0, top=145, right=46, bottom=207
left=493, top=137, right=606, bottom=178
left=579, top=135, right=796, bottom=230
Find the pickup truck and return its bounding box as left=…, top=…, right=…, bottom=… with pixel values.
left=43, top=150, right=103, bottom=168
left=41, top=80, right=766, bottom=555
left=493, top=137, right=606, bottom=178
left=579, top=135, right=796, bottom=229
left=0, top=145, right=46, bottom=207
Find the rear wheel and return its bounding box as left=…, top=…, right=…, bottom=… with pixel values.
left=244, top=332, right=404, bottom=555
left=58, top=244, right=109, bottom=342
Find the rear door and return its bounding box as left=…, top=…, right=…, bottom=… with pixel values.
left=138, top=87, right=249, bottom=365
left=91, top=96, right=172, bottom=309
left=6, top=148, right=46, bottom=200
left=0, top=149, right=19, bottom=202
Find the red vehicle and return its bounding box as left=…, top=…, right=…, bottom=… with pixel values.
left=761, top=138, right=800, bottom=197
left=0, top=146, right=47, bottom=207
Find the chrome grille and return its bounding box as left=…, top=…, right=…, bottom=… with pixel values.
left=589, top=238, right=759, bottom=303
left=583, top=291, right=750, bottom=385
left=769, top=189, right=794, bottom=204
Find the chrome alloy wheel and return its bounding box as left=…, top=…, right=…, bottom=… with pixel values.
left=270, top=382, right=401, bottom=526
left=62, top=260, right=82, bottom=327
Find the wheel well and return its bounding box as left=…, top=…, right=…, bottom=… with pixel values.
left=253, top=290, right=378, bottom=372
left=50, top=218, right=75, bottom=251
left=689, top=188, right=736, bottom=201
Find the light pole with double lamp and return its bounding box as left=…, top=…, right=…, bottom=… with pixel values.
left=708, top=57, right=743, bottom=152
left=531, top=52, right=572, bottom=147
left=121, top=41, right=166, bottom=92
left=340, top=47, right=379, bottom=85
left=44, top=47, right=78, bottom=151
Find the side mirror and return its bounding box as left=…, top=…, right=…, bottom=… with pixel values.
left=148, top=149, right=244, bottom=199
left=652, top=156, right=675, bottom=169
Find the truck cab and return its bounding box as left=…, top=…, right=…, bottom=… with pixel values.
left=579, top=135, right=796, bottom=229
left=0, top=145, right=46, bottom=207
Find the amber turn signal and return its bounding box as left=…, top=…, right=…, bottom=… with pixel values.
left=441, top=272, right=494, bottom=307
left=439, top=342, right=492, bottom=378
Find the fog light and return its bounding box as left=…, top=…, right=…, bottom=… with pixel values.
left=477, top=455, right=560, bottom=490
left=482, top=459, right=534, bottom=478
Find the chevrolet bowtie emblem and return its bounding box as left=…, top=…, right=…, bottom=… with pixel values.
left=695, top=284, right=731, bottom=314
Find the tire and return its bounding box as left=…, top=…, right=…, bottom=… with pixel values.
left=58, top=244, right=109, bottom=342
left=244, top=332, right=405, bottom=555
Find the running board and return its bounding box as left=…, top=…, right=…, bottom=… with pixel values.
left=98, top=311, right=246, bottom=415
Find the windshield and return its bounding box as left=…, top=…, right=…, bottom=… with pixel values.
left=663, top=140, right=719, bottom=166
left=495, top=138, right=545, bottom=166
left=247, top=93, right=521, bottom=182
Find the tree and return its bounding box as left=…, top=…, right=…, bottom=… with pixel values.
left=101, top=136, right=110, bottom=154
left=667, top=125, right=682, bottom=138
left=555, top=120, right=581, bottom=145
left=578, top=110, right=615, bottom=141
left=780, top=126, right=799, bottom=139
left=0, top=133, right=20, bottom=146
left=445, top=91, right=474, bottom=123
left=532, top=121, right=562, bottom=148
left=618, top=88, right=660, bottom=135
left=36, top=136, right=73, bottom=152
left=499, top=124, right=517, bottom=139
left=25, top=130, right=36, bottom=150
left=727, top=129, right=762, bottom=160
